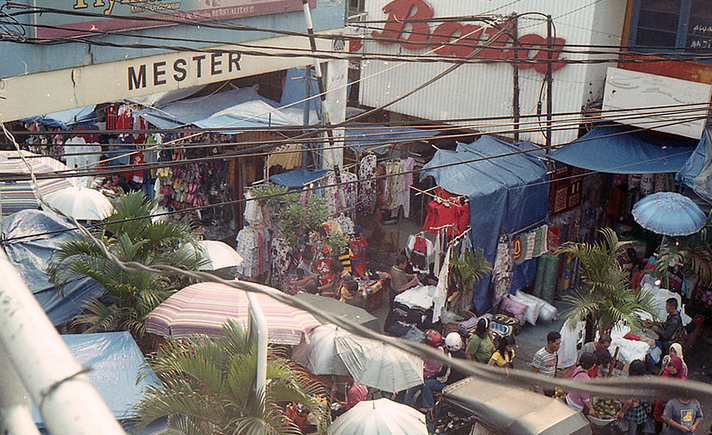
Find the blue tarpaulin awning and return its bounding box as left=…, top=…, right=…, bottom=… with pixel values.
left=22, top=105, right=97, bottom=130
left=422, top=136, right=549, bottom=313
left=344, top=123, right=441, bottom=155
left=269, top=168, right=328, bottom=188
left=33, top=332, right=159, bottom=427
left=135, top=87, right=318, bottom=131
left=1, top=210, right=104, bottom=324
left=676, top=129, right=709, bottom=188
left=550, top=126, right=697, bottom=174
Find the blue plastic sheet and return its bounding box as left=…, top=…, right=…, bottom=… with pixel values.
left=136, top=87, right=318, bottom=130
left=676, top=129, right=709, bottom=188
left=422, top=136, right=549, bottom=313
left=344, top=123, right=441, bottom=155
left=550, top=126, right=696, bottom=174
left=33, top=332, right=159, bottom=427
left=269, top=168, right=328, bottom=188
left=22, top=105, right=97, bottom=129
left=1, top=210, right=104, bottom=324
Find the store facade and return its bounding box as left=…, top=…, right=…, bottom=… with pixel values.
left=0, top=0, right=347, bottom=120
left=356, top=0, right=627, bottom=145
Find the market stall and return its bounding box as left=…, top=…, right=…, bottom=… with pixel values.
left=420, top=136, right=549, bottom=314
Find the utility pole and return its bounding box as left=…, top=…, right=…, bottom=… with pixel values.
left=302, top=66, right=313, bottom=168
left=512, top=14, right=520, bottom=144
left=545, top=15, right=553, bottom=155
left=301, top=0, right=338, bottom=170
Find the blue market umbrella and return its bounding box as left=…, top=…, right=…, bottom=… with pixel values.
left=632, top=192, right=706, bottom=236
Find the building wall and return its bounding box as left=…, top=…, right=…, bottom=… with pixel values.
left=358, top=0, right=626, bottom=145
left=0, top=0, right=346, bottom=120
left=0, top=0, right=346, bottom=78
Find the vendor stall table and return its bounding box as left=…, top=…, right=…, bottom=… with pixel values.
left=357, top=271, right=389, bottom=313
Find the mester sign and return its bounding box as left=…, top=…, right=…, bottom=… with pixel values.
left=33, top=0, right=316, bottom=38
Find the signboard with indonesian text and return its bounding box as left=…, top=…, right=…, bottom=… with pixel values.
left=33, top=0, right=316, bottom=38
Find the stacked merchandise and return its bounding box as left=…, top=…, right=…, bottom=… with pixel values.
left=388, top=285, right=439, bottom=336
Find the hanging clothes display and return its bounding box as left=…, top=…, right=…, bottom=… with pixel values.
left=396, top=157, right=415, bottom=218
left=382, top=161, right=400, bottom=211
left=321, top=171, right=358, bottom=217
left=235, top=226, right=272, bottom=278
left=432, top=246, right=451, bottom=323
left=358, top=153, right=378, bottom=214
left=334, top=215, right=355, bottom=235
left=406, top=234, right=434, bottom=273
left=349, top=232, right=368, bottom=277
left=492, top=240, right=514, bottom=304
left=423, top=199, right=470, bottom=237
left=270, top=237, right=293, bottom=291
left=63, top=137, right=102, bottom=188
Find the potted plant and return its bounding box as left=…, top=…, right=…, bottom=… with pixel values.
left=449, top=248, right=492, bottom=315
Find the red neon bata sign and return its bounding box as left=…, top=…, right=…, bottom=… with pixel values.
left=371, top=0, right=566, bottom=74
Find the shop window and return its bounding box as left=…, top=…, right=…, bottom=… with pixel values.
left=349, top=0, right=365, bottom=17
left=629, top=0, right=712, bottom=54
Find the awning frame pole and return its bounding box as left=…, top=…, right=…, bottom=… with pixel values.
left=246, top=291, right=268, bottom=404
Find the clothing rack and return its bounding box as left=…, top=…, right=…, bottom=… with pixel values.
left=509, top=218, right=548, bottom=238
left=428, top=223, right=456, bottom=231
left=409, top=185, right=466, bottom=207
left=305, top=163, right=358, bottom=186
left=449, top=226, right=472, bottom=246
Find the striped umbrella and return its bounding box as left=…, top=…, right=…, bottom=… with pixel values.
left=0, top=151, right=74, bottom=216
left=145, top=282, right=321, bottom=344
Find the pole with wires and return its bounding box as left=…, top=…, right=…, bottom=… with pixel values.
left=545, top=14, right=554, bottom=155
left=301, top=0, right=337, bottom=168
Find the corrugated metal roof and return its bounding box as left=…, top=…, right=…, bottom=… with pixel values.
left=358, top=0, right=627, bottom=145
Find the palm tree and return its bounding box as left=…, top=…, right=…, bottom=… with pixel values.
left=131, top=321, right=328, bottom=435
left=47, top=191, right=202, bottom=342
left=655, top=212, right=712, bottom=286
left=556, top=228, right=659, bottom=336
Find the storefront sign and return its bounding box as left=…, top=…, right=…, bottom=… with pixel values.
left=0, top=33, right=330, bottom=121
left=371, top=0, right=566, bottom=74
left=126, top=51, right=242, bottom=90
left=33, top=0, right=316, bottom=38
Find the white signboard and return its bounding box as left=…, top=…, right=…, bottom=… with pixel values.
left=0, top=33, right=335, bottom=122
left=602, top=67, right=712, bottom=139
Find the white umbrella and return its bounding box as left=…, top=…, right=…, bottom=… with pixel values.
left=43, top=186, right=113, bottom=220
left=329, top=398, right=428, bottom=435
left=197, top=240, right=243, bottom=270
left=335, top=334, right=423, bottom=393
left=292, top=324, right=350, bottom=376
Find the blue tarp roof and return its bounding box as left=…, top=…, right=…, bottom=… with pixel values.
left=136, top=87, right=318, bottom=131
left=33, top=332, right=159, bottom=427
left=676, top=129, right=709, bottom=188
left=269, top=168, right=328, bottom=188
left=22, top=105, right=97, bottom=130
left=2, top=210, right=104, bottom=324
left=550, top=126, right=697, bottom=174
left=422, top=136, right=549, bottom=313
left=344, top=123, right=441, bottom=155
